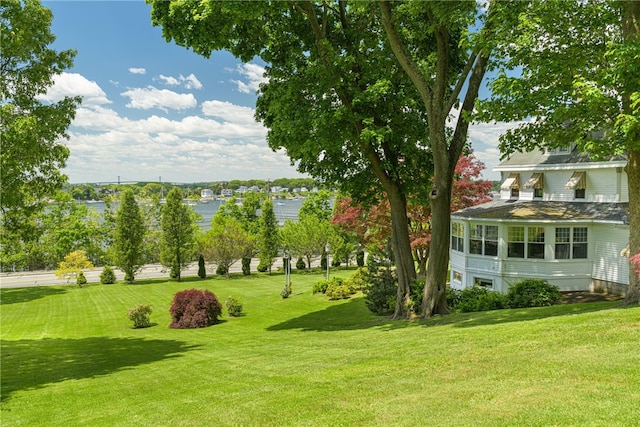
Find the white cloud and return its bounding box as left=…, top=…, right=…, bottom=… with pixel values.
left=37, top=72, right=111, bottom=106
left=121, top=86, right=197, bottom=111
left=201, top=100, right=256, bottom=124
left=232, top=63, right=266, bottom=94
left=155, top=73, right=203, bottom=90
left=468, top=121, right=523, bottom=180
left=129, top=67, right=146, bottom=75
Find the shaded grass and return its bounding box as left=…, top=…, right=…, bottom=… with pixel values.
left=1, top=270, right=639, bottom=426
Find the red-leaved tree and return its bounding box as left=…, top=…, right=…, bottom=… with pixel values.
left=333, top=152, right=492, bottom=277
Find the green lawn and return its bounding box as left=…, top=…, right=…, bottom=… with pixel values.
left=1, top=270, right=639, bottom=426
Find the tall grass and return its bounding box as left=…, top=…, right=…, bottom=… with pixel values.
left=1, top=270, right=639, bottom=426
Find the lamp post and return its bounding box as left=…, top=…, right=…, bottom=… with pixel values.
left=325, top=242, right=330, bottom=280
left=284, top=250, right=290, bottom=293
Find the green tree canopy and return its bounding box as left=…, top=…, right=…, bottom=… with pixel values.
left=112, top=189, right=146, bottom=283
left=1, top=0, right=80, bottom=230
left=200, top=214, right=254, bottom=278
left=160, top=187, right=197, bottom=281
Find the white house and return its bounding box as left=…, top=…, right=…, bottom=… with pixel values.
left=450, top=145, right=629, bottom=295
left=201, top=189, right=214, bottom=200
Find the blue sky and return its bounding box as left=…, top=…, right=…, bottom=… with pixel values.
left=41, top=1, right=509, bottom=184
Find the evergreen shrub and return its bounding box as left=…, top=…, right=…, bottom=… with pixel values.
left=127, top=304, right=152, bottom=329
left=457, top=286, right=507, bottom=313
left=356, top=250, right=365, bottom=267
left=296, top=257, right=306, bottom=270
left=242, top=257, right=251, bottom=275
left=507, top=279, right=562, bottom=308
left=169, top=289, right=222, bottom=328
left=225, top=295, right=243, bottom=317
left=363, top=268, right=397, bottom=315
left=257, top=261, right=269, bottom=273
left=326, top=281, right=352, bottom=300
left=198, top=255, right=206, bottom=279
left=100, top=266, right=116, bottom=284
left=76, top=271, right=87, bottom=286
left=216, top=264, right=228, bottom=276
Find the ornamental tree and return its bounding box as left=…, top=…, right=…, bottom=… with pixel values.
left=160, top=187, right=198, bottom=281
left=112, top=189, right=146, bottom=283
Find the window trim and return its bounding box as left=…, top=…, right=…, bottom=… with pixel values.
left=508, top=226, right=546, bottom=260
left=554, top=226, right=588, bottom=260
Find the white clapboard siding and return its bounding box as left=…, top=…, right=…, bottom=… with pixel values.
left=591, top=224, right=629, bottom=285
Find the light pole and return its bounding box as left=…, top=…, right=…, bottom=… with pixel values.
left=284, top=250, right=290, bottom=295
left=325, top=242, right=330, bottom=280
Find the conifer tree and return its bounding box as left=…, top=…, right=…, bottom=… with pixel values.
left=160, top=187, right=197, bottom=281
left=113, top=189, right=145, bottom=283
left=258, top=199, right=280, bottom=274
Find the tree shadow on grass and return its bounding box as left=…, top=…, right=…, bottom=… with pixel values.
left=0, top=286, right=67, bottom=305
left=266, top=297, right=411, bottom=332
left=0, top=337, right=200, bottom=401
left=422, top=301, right=624, bottom=329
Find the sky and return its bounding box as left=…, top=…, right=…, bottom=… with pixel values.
left=40, top=1, right=510, bottom=184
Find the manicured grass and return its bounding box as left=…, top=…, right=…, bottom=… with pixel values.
left=2, top=270, right=639, bottom=426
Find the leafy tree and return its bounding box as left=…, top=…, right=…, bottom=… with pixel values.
left=258, top=199, right=280, bottom=274
left=0, top=0, right=80, bottom=233
left=200, top=215, right=254, bottom=278
left=160, top=187, right=197, bottom=281
left=54, top=249, right=94, bottom=285
left=280, top=216, right=334, bottom=270
left=298, top=190, right=333, bottom=222
left=112, top=189, right=146, bottom=283
left=148, top=0, right=436, bottom=319
left=481, top=0, right=639, bottom=305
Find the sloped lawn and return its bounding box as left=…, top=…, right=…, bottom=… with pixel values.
left=1, top=270, right=639, bottom=426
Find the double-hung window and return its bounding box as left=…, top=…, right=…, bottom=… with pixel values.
left=508, top=226, right=545, bottom=259
left=470, top=224, right=498, bottom=256
left=555, top=227, right=588, bottom=259
left=451, top=222, right=464, bottom=252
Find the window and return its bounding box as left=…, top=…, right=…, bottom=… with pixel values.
left=564, top=171, right=586, bottom=199
left=451, top=222, right=464, bottom=252
left=453, top=271, right=462, bottom=282
left=555, top=227, right=588, bottom=259
left=508, top=227, right=525, bottom=258
left=524, top=173, right=544, bottom=198
left=501, top=173, right=520, bottom=199
left=470, top=224, right=498, bottom=256
left=508, top=226, right=546, bottom=259
left=474, top=278, right=493, bottom=288
left=527, top=227, right=545, bottom=259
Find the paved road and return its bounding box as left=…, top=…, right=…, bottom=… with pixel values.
left=0, top=257, right=324, bottom=289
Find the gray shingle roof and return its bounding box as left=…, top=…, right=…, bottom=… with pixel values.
left=497, top=148, right=626, bottom=169
left=452, top=200, right=629, bottom=225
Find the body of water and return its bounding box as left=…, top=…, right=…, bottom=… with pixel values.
left=86, top=198, right=303, bottom=229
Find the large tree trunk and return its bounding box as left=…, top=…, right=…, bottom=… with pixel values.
left=622, top=1, right=640, bottom=305
left=388, top=188, right=416, bottom=319
left=624, top=150, right=640, bottom=305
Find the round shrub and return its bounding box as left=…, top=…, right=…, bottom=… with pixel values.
left=326, top=283, right=351, bottom=300
left=458, top=286, right=507, bottom=313
left=100, top=265, right=116, bottom=284
left=344, top=267, right=369, bottom=292
left=507, top=279, right=562, bottom=308
left=257, top=261, right=269, bottom=273
left=363, top=269, right=397, bottom=315
left=216, top=264, right=228, bottom=276
left=225, top=295, right=243, bottom=317
left=312, top=279, right=329, bottom=294
left=127, top=304, right=152, bottom=329
left=169, top=289, right=222, bottom=329
left=296, top=257, right=306, bottom=270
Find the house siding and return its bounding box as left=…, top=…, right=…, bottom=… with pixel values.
left=590, top=224, right=629, bottom=292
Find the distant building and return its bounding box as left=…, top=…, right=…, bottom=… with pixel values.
left=201, top=189, right=214, bottom=199
left=450, top=144, right=629, bottom=295
left=220, top=188, right=234, bottom=198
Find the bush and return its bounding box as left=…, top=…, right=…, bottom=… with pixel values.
left=312, top=280, right=329, bottom=294
left=356, top=250, right=365, bottom=267
left=331, top=259, right=341, bottom=267
left=321, top=254, right=327, bottom=270
left=225, top=295, right=243, bottom=317
left=363, top=268, right=397, bottom=315
left=326, top=282, right=351, bottom=300
left=507, top=279, right=562, bottom=308
left=216, top=264, right=228, bottom=276
left=257, top=261, right=269, bottom=273
left=127, top=304, right=152, bottom=329
left=169, top=289, right=223, bottom=329
left=100, top=266, right=116, bottom=284
left=281, top=282, right=292, bottom=299
left=446, top=287, right=462, bottom=309
left=76, top=271, right=87, bottom=286
left=242, top=257, right=251, bottom=275
left=457, top=286, right=508, bottom=313
left=296, top=257, right=306, bottom=270
left=198, top=255, right=206, bottom=279
left=343, top=267, right=368, bottom=293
